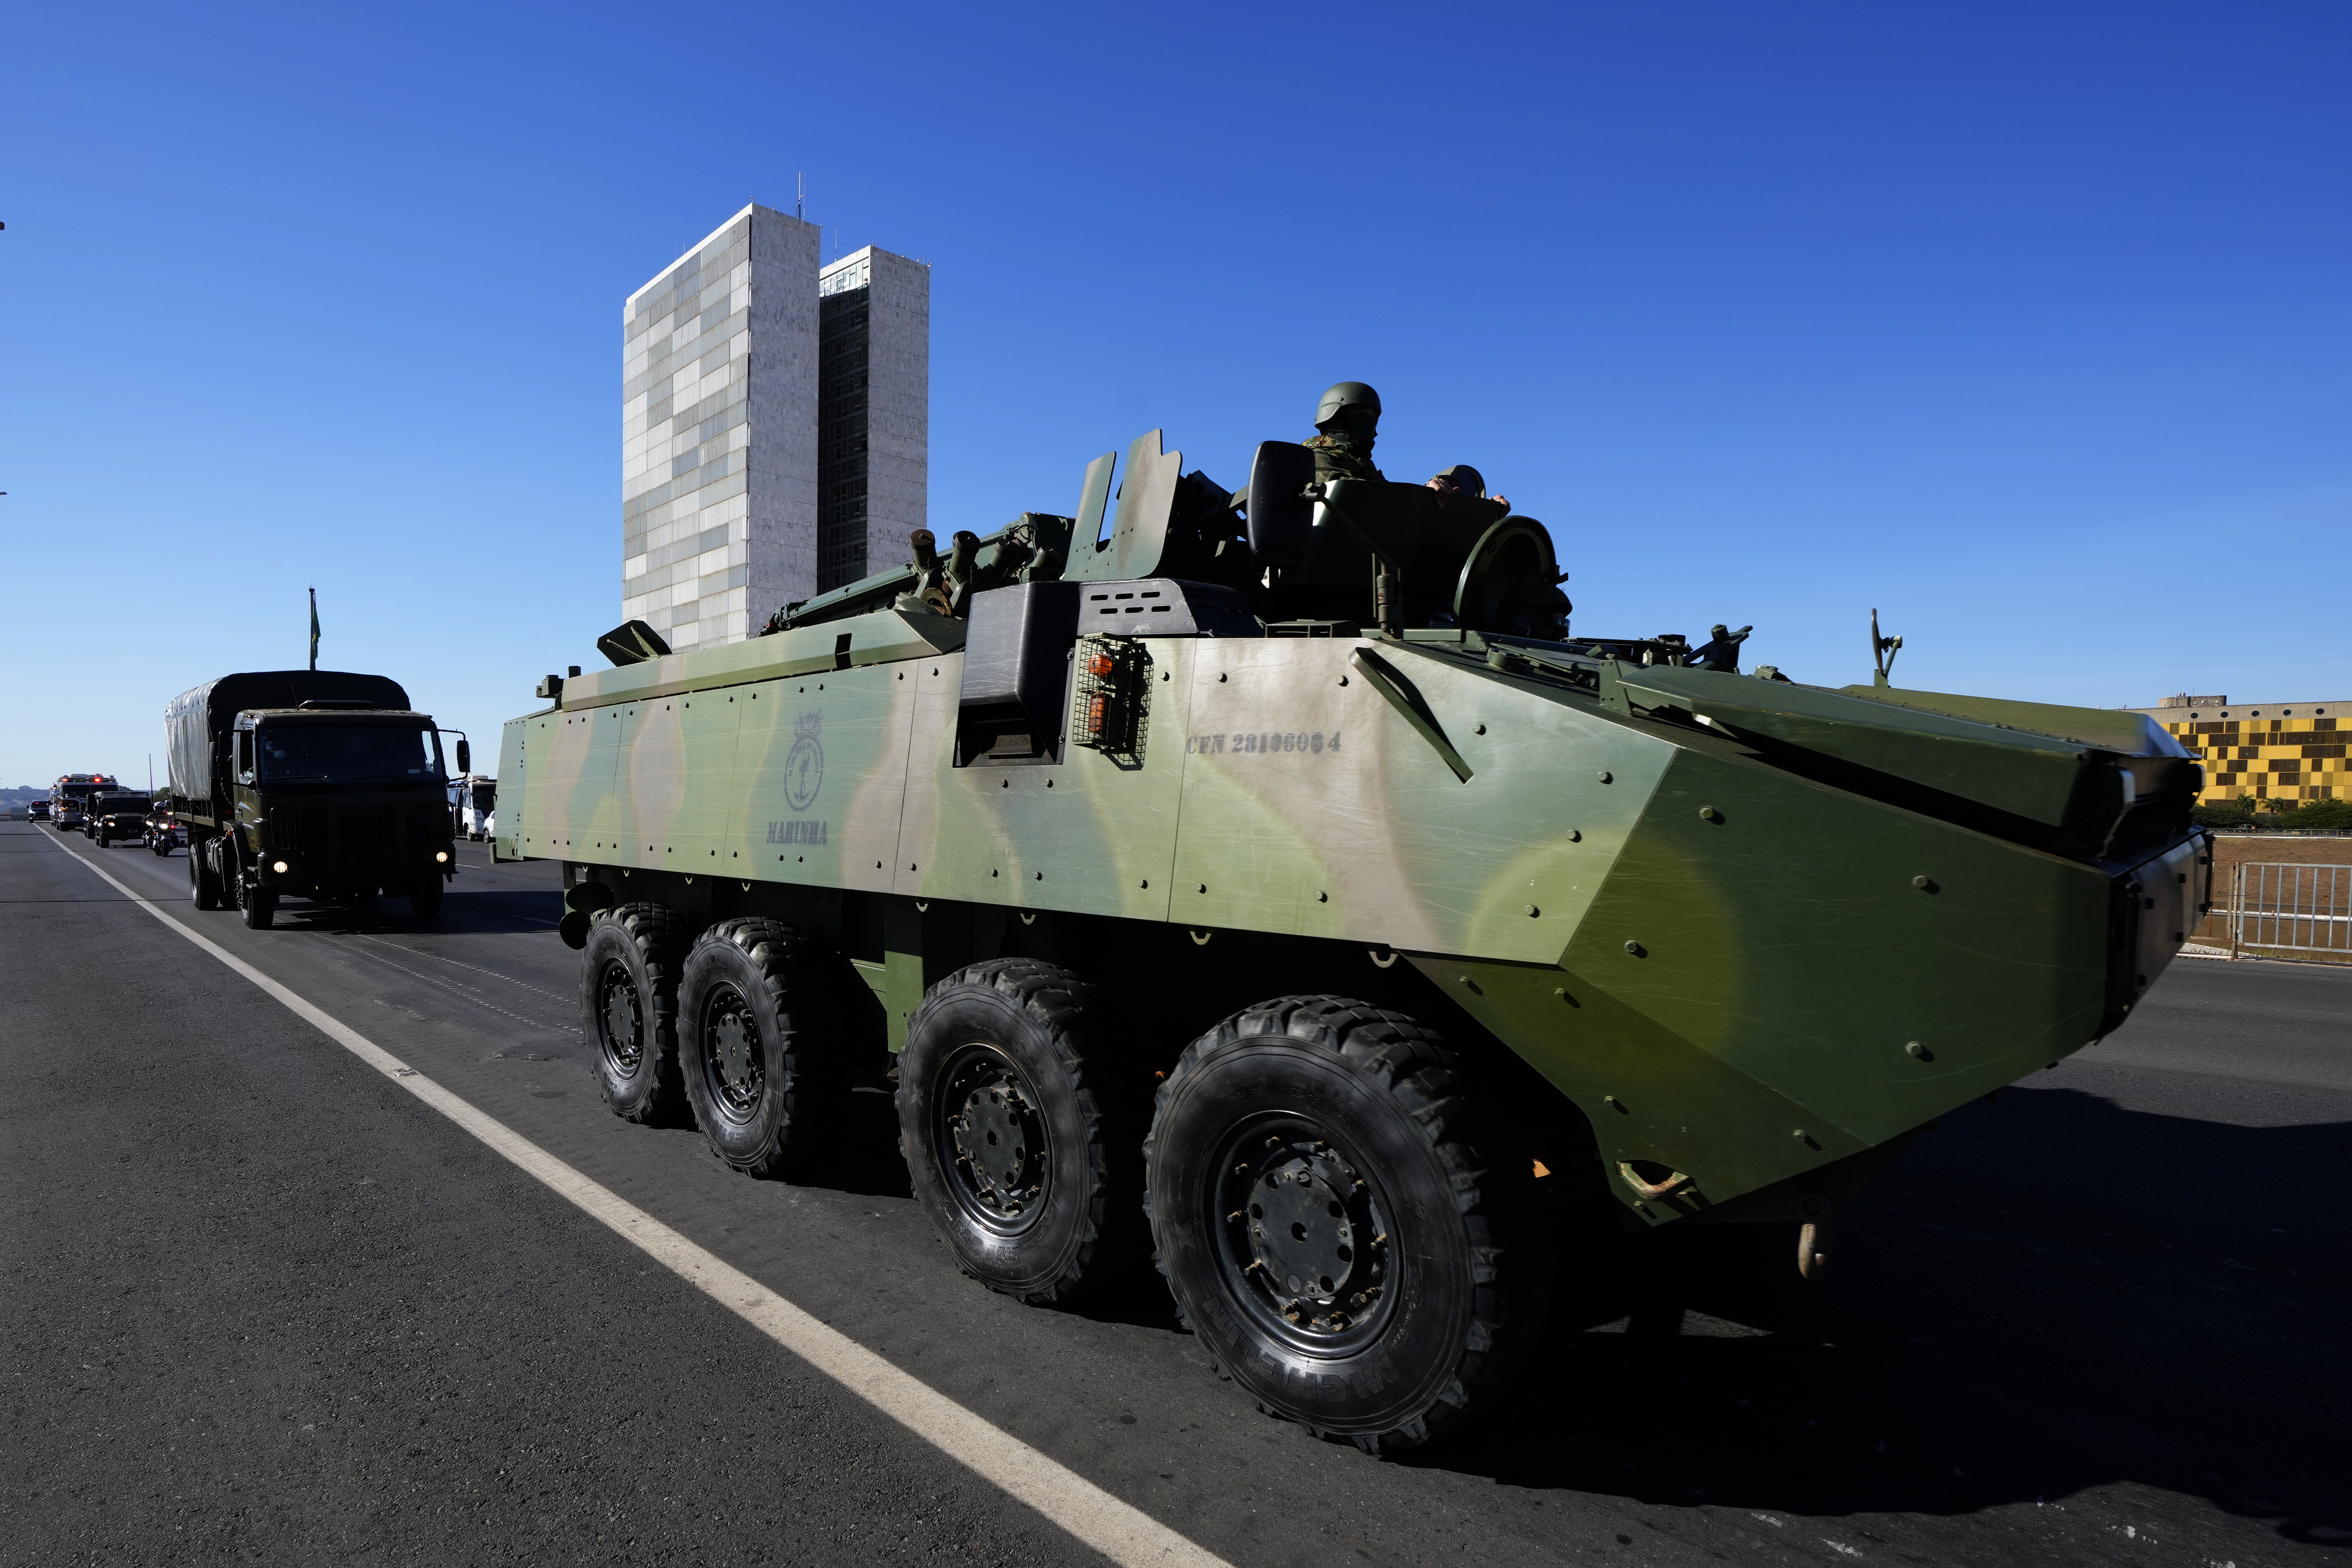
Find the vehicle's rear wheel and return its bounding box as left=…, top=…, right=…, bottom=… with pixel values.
left=678, top=919, right=841, bottom=1177
left=189, top=837, right=223, bottom=910
left=897, top=959, right=1136, bottom=1305
left=1145, top=996, right=1544, bottom=1452
left=583, top=903, right=688, bottom=1125
left=408, top=874, right=444, bottom=920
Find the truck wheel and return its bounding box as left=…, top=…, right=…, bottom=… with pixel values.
left=1144, top=996, right=1544, bottom=1453
left=408, top=875, right=444, bottom=920
left=897, top=959, right=1135, bottom=1305
left=240, top=883, right=276, bottom=929
left=583, top=903, right=688, bottom=1125
left=189, top=839, right=222, bottom=910
left=678, top=919, right=840, bottom=1178
left=95, top=828, right=108, bottom=848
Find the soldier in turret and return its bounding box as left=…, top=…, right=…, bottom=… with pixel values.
left=1303, top=381, right=1386, bottom=484
left=1306, top=384, right=1514, bottom=524
left=1425, top=462, right=1511, bottom=521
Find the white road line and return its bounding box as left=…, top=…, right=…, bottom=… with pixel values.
left=44, top=833, right=1228, bottom=1568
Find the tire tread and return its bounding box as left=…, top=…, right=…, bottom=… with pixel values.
left=587, top=902, right=690, bottom=1124
left=680, top=917, right=841, bottom=1177
left=1144, top=993, right=1545, bottom=1453
left=902, top=958, right=1129, bottom=1305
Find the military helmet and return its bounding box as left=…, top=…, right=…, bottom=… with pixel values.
left=1315, top=381, right=1382, bottom=428
left=1433, top=464, right=1486, bottom=498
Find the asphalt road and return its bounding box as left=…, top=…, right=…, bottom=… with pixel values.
left=3, top=819, right=2346, bottom=1566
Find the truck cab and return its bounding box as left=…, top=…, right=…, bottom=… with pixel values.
left=211, top=705, right=456, bottom=925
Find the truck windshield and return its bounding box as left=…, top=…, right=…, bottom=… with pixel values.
left=97, top=797, right=150, bottom=814
left=256, top=726, right=442, bottom=784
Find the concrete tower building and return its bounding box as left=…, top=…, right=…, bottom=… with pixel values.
left=817, top=248, right=931, bottom=593
left=622, top=206, right=928, bottom=651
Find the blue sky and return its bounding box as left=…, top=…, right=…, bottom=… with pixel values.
left=3, top=2, right=2346, bottom=787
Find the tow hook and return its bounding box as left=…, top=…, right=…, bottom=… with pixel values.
left=1798, top=1194, right=1833, bottom=1280
left=1617, top=1162, right=1691, bottom=1201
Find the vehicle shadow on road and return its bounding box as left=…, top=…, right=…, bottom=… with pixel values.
left=1397, top=1089, right=2352, bottom=1552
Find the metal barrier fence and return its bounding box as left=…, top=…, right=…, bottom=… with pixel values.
left=2219, top=862, right=2352, bottom=958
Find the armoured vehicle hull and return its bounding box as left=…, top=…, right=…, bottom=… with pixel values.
left=500, top=430, right=2207, bottom=1450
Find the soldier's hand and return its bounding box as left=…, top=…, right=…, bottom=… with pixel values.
left=1492, top=494, right=1511, bottom=513
left=1425, top=477, right=1459, bottom=500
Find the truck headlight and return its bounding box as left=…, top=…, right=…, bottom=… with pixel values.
left=435, top=850, right=449, bottom=862
left=272, top=860, right=289, bottom=874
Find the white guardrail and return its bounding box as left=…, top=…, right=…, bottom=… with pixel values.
left=2217, top=863, right=2352, bottom=958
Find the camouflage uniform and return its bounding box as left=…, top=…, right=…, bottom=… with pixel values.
left=1303, top=431, right=1384, bottom=485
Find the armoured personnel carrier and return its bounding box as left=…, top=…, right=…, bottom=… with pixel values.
left=499, top=422, right=2208, bottom=1451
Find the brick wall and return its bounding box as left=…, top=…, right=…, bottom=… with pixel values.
left=2190, top=832, right=2352, bottom=959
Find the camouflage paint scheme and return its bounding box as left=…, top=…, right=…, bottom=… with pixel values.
left=498, top=587, right=2208, bottom=1227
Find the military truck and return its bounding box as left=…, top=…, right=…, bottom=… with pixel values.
left=87, top=791, right=153, bottom=847
left=167, top=671, right=464, bottom=929
left=498, top=425, right=2208, bottom=1452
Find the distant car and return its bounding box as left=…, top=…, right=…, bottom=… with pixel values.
left=26, top=800, right=49, bottom=821
left=88, top=794, right=154, bottom=848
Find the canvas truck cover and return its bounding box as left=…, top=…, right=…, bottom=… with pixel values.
left=165, top=670, right=412, bottom=805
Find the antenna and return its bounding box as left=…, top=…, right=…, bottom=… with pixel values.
left=1870, top=608, right=1904, bottom=687
left=797, top=173, right=804, bottom=221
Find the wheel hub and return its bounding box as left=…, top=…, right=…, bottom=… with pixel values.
left=936, top=1047, right=1048, bottom=1232
left=715, top=1013, right=754, bottom=1093
left=600, top=967, right=642, bottom=1076
left=1217, top=1122, right=1391, bottom=1348
left=704, top=989, right=763, bottom=1117
left=1247, top=1155, right=1359, bottom=1303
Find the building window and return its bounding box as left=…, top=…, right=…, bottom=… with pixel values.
left=816, top=283, right=872, bottom=593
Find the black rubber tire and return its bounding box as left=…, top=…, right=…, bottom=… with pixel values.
left=408, top=874, right=444, bottom=920
left=582, top=903, right=689, bottom=1125
left=677, top=918, right=842, bottom=1178
left=896, top=959, right=1138, bottom=1305
left=240, top=883, right=275, bottom=929
left=1144, top=996, right=1544, bottom=1453
left=94, top=829, right=108, bottom=848
left=189, top=838, right=222, bottom=910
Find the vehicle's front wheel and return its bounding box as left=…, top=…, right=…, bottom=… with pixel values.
left=1145, top=996, right=1544, bottom=1453
left=408, top=874, right=444, bottom=920
left=583, top=903, right=687, bottom=1124
left=897, top=960, right=1136, bottom=1305
left=678, top=919, right=841, bottom=1177
left=239, top=880, right=275, bottom=929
